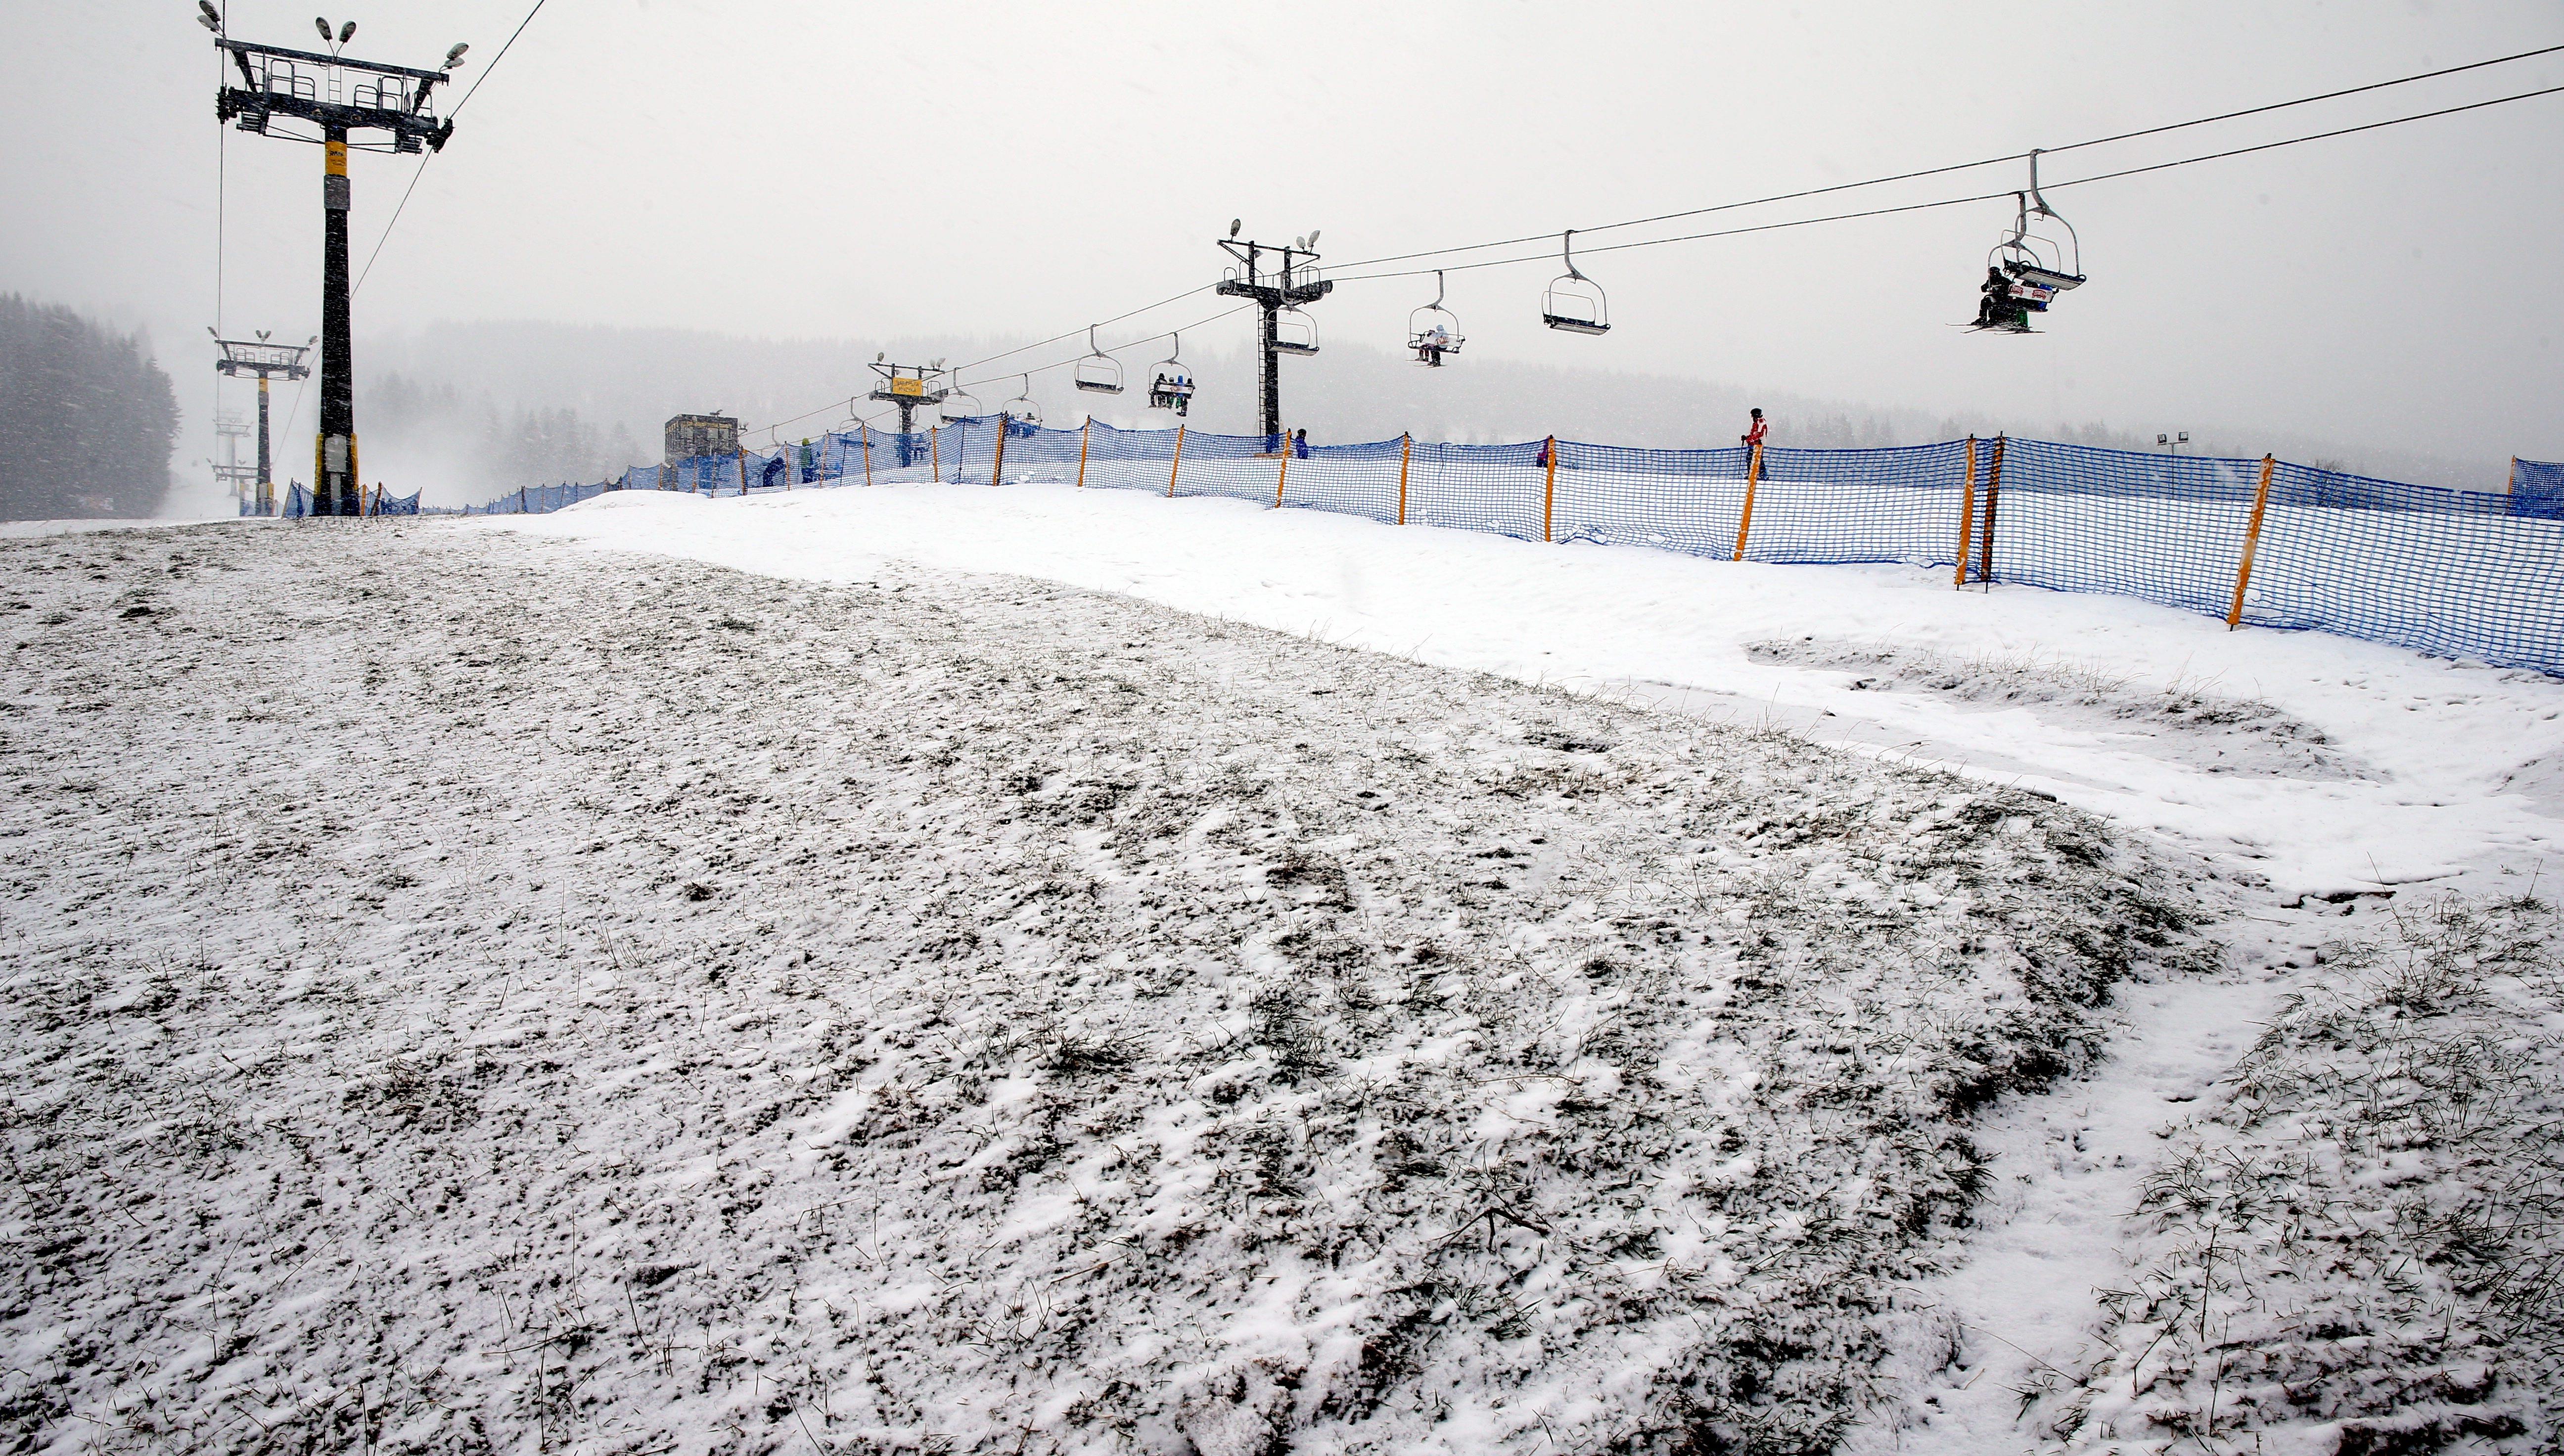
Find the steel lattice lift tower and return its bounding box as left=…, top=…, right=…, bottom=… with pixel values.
left=206, top=8, right=463, bottom=516
left=1215, top=228, right=1330, bottom=447
left=212, top=332, right=312, bottom=515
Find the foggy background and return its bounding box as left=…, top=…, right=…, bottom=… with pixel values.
left=5, top=1, right=2560, bottom=510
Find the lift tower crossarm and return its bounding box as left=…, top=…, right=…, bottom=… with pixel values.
left=1215, top=237, right=1331, bottom=444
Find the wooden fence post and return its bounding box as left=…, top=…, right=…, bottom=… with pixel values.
left=861, top=423, right=874, bottom=487
left=1954, top=435, right=1977, bottom=588
left=1166, top=423, right=1186, bottom=498
left=1077, top=417, right=1092, bottom=488
left=1542, top=434, right=1558, bottom=543
left=931, top=425, right=940, bottom=483
left=1977, top=434, right=2006, bottom=589
left=1397, top=432, right=1412, bottom=525
left=991, top=415, right=1010, bottom=487
left=1733, top=439, right=1764, bottom=562
left=1273, top=427, right=1292, bottom=508
left=2228, top=454, right=2277, bottom=630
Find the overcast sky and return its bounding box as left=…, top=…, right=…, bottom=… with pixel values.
left=9, top=1, right=2563, bottom=483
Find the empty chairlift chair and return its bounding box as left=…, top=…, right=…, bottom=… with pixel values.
left=1408, top=270, right=1465, bottom=367
left=943, top=379, right=986, bottom=420
left=1273, top=306, right=1320, bottom=356
left=1146, top=334, right=1195, bottom=416
left=1541, top=230, right=1610, bottom=335
left=1970, top=149, right=2086, bottom=335
left=1073, top=325, right=1125, bottom=395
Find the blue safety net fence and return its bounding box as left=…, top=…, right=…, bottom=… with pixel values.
left=2517, top=458, right=2564, bottom=521
left=450, top=419, right=2564, bottom=678
left=265, top=485, right=419, bottom=517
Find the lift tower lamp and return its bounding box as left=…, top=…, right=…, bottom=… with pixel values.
left=209, top=13, right=465, bottom=517
left=212, top=332, right=315, bottom=515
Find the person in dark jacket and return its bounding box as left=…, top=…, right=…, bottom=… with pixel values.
left=1292, top=428, right=1310, bottom=459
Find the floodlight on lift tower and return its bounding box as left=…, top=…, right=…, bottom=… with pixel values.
left=1215, top=226, right=1331, bottom=447
left=211, top=329, right=314, bottom=515
left=207, top=8, right=467, bottom=518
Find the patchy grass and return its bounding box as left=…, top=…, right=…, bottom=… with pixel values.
left=0, top=525, right=2211, bottom=1454
left=2031, top=894, right=2564, bottom=1454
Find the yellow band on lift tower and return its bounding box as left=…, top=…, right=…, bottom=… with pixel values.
left=326, top=138, right=348, bottom=176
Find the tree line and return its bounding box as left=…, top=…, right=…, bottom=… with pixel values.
left=0, top=295, right=178, bottom=520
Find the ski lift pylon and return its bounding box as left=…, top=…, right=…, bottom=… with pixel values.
left=1073, top=324, right=1125, bottom=395
left=1408, top=270, right=1464, bottom=367
left=1542, top=229, right=1610, bottom=335
left=1273, top=306, right=1319, bottom=356
left=1145, top=333, right=1194, bottom=416
left=1970, top=149, right=2086, bottom=334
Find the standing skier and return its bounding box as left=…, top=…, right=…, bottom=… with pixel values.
left=1740, top=408, right=1768, bottom=452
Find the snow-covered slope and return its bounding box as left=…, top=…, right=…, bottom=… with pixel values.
left=2, top=524, right=2201, bottom=1453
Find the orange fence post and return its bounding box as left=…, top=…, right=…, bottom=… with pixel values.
left=1954, top=435, right=1977, bottom=588
left=2228, top=454, right=2277, bottom=630
left=1166, top=423, right=1186, bottom=498
left=1977, top=434, right=2006, bottom=590
left=931, top=425, right=940, bottom=483
left=1542, top=434, right=1558, bottom=543
left=1397, top=432, right=1412, bottom=525
left=1733, top=439, right=1764, bottom=562
left=1077, top=417, right=1092, bottom=488
left=991, top=414, right=1010, bottom=487
left=861, top=424, right=874, bottom=487
left=1273, top=427, right=1292, bottom=508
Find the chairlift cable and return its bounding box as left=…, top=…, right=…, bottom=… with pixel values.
left=1327, top=41, right=2564, bottom=274
left=1328, top=79, right=2564, bottom=285
left=754, top=52, right=2564, bottom=437
left=352, top=0, right=548, bottom=295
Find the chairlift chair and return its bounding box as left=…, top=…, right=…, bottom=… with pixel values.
left=1541, top=230, right=1610, bottom=335
left=1273, top=307, right=1320, bottom=356
left=1072, top=324, right=1125, bottom=395
left=943, top=379, right=985, bottom=419
left=1145, top=334, right=1195, bottom=416
left=1970, top=150, right=2086, bottom=334
left=1408, top=271, right=1465, bottom=367
left=1003, top=374, right=1042, bottom=427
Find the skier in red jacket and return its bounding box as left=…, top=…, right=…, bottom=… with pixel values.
left=1740, top=408, right=1768, bottom=451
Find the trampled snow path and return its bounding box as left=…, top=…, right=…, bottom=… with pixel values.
left=3, top=523, right=2205, bottom=1453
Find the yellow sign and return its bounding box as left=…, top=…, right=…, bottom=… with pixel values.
left=890, top=376, right=924, bottom=398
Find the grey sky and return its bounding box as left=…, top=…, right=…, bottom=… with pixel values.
left=9, top=0, right=2563, bottom=484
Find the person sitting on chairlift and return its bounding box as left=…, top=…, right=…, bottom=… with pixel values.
left=1416, top=324, right=1454, bottom=367
left=1976, top=266, right=2030, bottom=331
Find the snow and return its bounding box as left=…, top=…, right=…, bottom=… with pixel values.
left=5, top=479, right=2559, bottom=1452
left=492, top=479, right=2564, bottom=903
